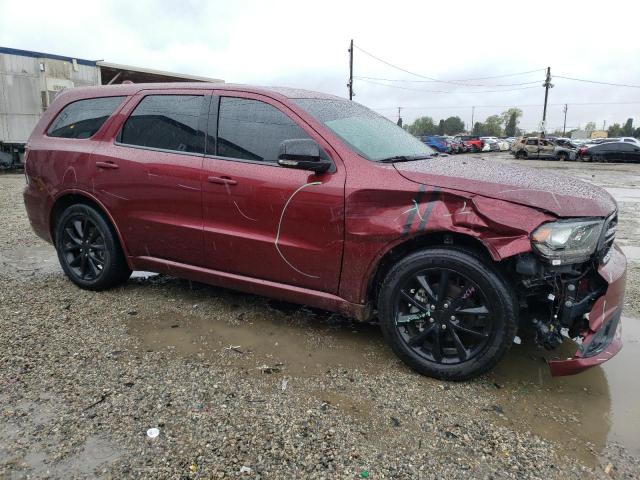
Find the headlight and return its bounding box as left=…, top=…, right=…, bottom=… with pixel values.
left=531, top=219, right=603, bottom=265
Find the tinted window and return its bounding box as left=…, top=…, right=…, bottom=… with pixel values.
left=47, top=96, right=125, bottom=139
left=215, top=97, right=313, bottom=162
left=119, top=95, right=204, bottom=153
left=526, top=139, right=538, bottom=145
left=617, top=143, right=634, bottom=151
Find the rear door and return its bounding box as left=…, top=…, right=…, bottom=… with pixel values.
left=201, top=92, right=345, bottom=293
left=524, top=138, right=539, bottom=157
left=539, top=139, right=555, bottom=158
left=91, top=89, right=210, bottom=266
left=617, top=143, right=637, bottom=162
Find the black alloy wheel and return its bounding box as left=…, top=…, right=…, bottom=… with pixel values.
left=55, top=204, right=131, bottom=290
left=393, top=268, right=492, bottom=365
left=378, top=248, right=516, bottom=380
left=60, top=214, right=107, bottom=281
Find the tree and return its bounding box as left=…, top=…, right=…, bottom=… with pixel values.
left=443, top=116, right=465, bottom=135
left=501, top=108, right=523, bottom=137
left=585, top=122, right=596, bottom=133
left=483, top=115, right=504, bottom=136
left=472, top=122, right=483, bottom=136
left=622, top=118, right=634, bottom=136
left=437, top=119, right=445, bottom=135
left=608, top=123, right=623, bottom=137
left=405, top=116, right=437, bottom=136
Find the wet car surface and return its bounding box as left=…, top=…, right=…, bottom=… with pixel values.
left=2, top=153, right=640, bottom=477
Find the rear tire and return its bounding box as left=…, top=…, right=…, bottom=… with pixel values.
left=54, top=204, right=131, bottom=291
left=515, top=150, right=528, bottom=159
left=377, top=248, right=517, bottom=381
left=558, top=152, right=568, bottom=161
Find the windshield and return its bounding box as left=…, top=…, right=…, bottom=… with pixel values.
left=293, top=98, right=435, bottom=161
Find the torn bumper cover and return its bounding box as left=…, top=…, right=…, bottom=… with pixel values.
left=549, top=244, right=626, bottom=376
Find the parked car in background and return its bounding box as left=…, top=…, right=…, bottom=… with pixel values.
left=616, top=137, right=640, bottom=147
left=511, top=137, right=555, bottom=159
left=420, top=135, right=450, bottom=153
left=480, top=137, right=500, bottom=151
left=553, top=143, right=577, bottom=161
left=453, top=135, right=483, bottom=152
left=554, top=138, right=578, bottom=149
left=578, top=142, right=640, bottom=162
left=23, top=82, right=626, bottom=380
left=445, top=136, right=465, bottom=153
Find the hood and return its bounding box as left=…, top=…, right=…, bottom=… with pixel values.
left=394, top=155, right=617, bottom=217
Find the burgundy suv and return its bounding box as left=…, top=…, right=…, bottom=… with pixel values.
left=23, top=83, right=626, bottom=380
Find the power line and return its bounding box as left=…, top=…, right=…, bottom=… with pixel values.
left=555, top=75, right=640, bottom=89
left=371, top=101, right=640, bottom=110
left=356, top=77, right=541, bottom=94
left=354, top=75, right=543, bottom=87
left=353, top=43, right=546, bottom=87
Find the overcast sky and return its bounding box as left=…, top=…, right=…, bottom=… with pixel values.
left=2, top=0, right=639, bottom=133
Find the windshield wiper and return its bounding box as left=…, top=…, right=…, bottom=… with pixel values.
left=378, top=154, right=436, bottom=163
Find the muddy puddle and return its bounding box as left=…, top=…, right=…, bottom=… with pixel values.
left=127, top=302, right=391, bottom=376
left=126, top=279, right=640, bottom=463
left=492, top=315, right=640, bottom=463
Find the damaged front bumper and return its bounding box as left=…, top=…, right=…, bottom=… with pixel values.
left=548, top=243, right=626, bottom=376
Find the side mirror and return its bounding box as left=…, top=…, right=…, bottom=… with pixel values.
left=278, top=139, right=332, bottom=173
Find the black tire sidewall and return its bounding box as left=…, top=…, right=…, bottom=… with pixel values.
left=378, top=248, right=516, bottom=381
left=54, top=204, right=128, bottom=290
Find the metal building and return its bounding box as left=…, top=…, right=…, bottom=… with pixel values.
left=0, top=46, right=223, bottom=166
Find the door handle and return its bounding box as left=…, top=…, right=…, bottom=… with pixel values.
left=96, top=161, right=119, bottom=170
left=207, top=175, right=237, bottom=186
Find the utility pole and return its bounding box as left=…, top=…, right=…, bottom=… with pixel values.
left=348, top=39, right=354, bottom=101
left=471, top=106, right=475, bottom=133
left=562, top=104, right=568, bottom=136
left=397, top=107, right=403, bottom=127
left=541, top=67, right=553, bottom=137
left=602, top=120, right=606, bottom=131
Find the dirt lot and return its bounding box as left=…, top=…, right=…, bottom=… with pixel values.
left=1, top=154, right=640, bottom=479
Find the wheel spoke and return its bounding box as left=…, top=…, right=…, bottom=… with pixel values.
left=88, top=251, right=104, bottom=266
left=449, top=328, right=469, bottom=361
left=87, top=225, right=99, bottom=243
left=431, top=328, right=443, bottom=363
left=87, top=256, right=100, bottom=277
left=452, top=323, right=489, bottom=338
left=68, top=254, right=82, bottom=267
left=400, top=290, right=428, bottom=313
left=63, top=244, right=81, bottom=253
left=65, top=227, right=83, bottom=245
left=456, top=306, right=489, bottom=316
left=79, top=254, right=88, bottom=278
left=408, top=323, right=437, bottom=347
left=415, top=275, right=437, bottom=303
left=436, top=270, right=450, bottom=303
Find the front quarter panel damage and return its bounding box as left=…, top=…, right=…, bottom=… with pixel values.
left=339, top=184, right=554, bottom=304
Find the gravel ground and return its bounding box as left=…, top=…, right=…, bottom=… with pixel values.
left=1, top=164, right=639, bottom=479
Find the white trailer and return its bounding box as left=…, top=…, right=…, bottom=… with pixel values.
left=0, top=47, right=223, bottom=167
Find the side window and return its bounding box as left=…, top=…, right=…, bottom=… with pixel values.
left=526, top=139, right=537, bottom=145
left=47, top=96, right=125, bottom=139
left=217, top=97, right=311, bottom=162
left=119, top=95, right=204, bottom=153
left=617, top=143, right=633, bottom=151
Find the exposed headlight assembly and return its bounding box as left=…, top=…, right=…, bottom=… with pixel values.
left=531, top=219, right=603, bottom=265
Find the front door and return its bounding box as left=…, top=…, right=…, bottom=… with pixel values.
left=201, top=93, right=345, bottom=293
left=524, top=138, right=539, bottom=157
left=91, top=90, right=210, bottom=266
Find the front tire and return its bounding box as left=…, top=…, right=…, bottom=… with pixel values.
left=377, top=248, right=517, bottom=381
left=54, top=204, right=131, bottom=291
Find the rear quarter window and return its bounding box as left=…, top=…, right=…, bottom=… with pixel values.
left=118, top=95, right=205, bottom=154
left=47, top=96, right=125, bottom=139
